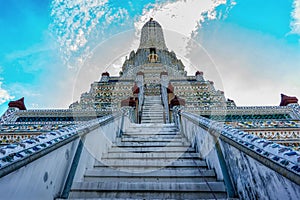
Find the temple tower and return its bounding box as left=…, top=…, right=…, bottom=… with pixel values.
left=138, top=18, right=167, bottom=51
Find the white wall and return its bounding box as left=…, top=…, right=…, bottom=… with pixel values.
left=0, top=139, right=79, bottom=200
left=221, top=141, right=300, bottom=200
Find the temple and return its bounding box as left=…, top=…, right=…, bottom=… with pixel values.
left=0, top=19, right=299, bottom=199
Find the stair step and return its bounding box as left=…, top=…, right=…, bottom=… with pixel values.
left=142, top=114, right=163, bottom=116
left=102, top=152, right=200, bottom=159
left=143, top=104, right=162, bottom=105
left=121, top=138, right=183, bottom=142
left=70, top=182, right=227, bottom=199
left=142, top=108, right=162, bottom=110
left=121, top=133, right=180, bottom=137
left=143, top=106, right=162, bottom=107
left=141, top=118, right=164, bottom=121
left=140, top=121, right=164, bottom=123
left=142, top=108, right=163, bottom=110
left=125, top=127, right=177, bottom=131
left=123, top=133, right=180, bottom=137
left=62, top=198, right=235, bottom=200
left=142, top=107, right=163, bottom=110
left=110, top=145, right=192, bottom=150
left=141, top=115, right=163, bottom=117
left=69, top=191, right=227, bottom=199
left=143, top=107, right=162, bottom=109
left=114, top=142, right=190, bottom=147
left=141, top=117, right=163, bottom=119
left=94, top=158, right=207, bottom=167
left=124, top=130, right=179, bottom=134
left=84, top=169, right=217, bottom=182
left=70, top=181, right=226, bottom=192
left=127, top=124, right=178, bottom=132
left=109, top=146, right=195, bottom=153
left=141, top=119, right=164, bottom=121
left=84, top=176, right=217, bottom=182
left=141, top=114, right=163, bottom=116
left=141, top=113, right=163, bottom=115
left=94, top=159, right=207, bottom=168
left=128, top=123, right=175, bottom=128
left=121, top=135, right=182, bottom=139
left=95, top=158, right=206, bottom=168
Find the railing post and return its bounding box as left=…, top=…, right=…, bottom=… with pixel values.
left=214, top=140, right=237, bottom=198
left=60, top=139, right=83, bottom=198
left=118, top=108, right=126, bottom=137
left=136, top=72, right=144, bottom=124
left=172, top=106, right=183, bottom=128
left=160, top=72, right=170, bottom=123
left=119, top=106, right=136, bottom=137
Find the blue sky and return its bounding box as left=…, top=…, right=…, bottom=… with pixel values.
left=0, top=0, right=300, bottom=114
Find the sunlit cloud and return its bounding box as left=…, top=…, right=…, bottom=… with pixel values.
left=134, top=0, right=235, bottom=67
left=50, top=0, right=130, bottom=69
left=0, top=81, right=14, bottom=105
left=132, top=0, right=236, bottom=92
left=291, top=0, right=300, bottom=35
left=135, top=0, right=234, bottom=38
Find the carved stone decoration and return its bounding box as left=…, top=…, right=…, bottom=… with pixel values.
left=0, top=108, right=17, bottom=124
left=100, top=72, right=110, bottom=82
left=195, top=71, right=204, bottom=82
left=8, top=97, right=26, bottom=110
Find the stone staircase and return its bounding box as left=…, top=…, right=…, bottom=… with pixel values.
left=68, top=123, right=228, bottom=199
left=141, top=95, right=164, bottom=124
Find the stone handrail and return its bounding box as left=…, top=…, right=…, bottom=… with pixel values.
left=0, top=112, right=122, bottom=178
left=138, top=86, right=144, bottom=114
left=161, top=85, right=170, bottom=123
left=173, top=108, right=300, bottom=184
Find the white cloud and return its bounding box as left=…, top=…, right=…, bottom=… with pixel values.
left=50, top=0, right=235, bottom=70
left=193, top=23, right=300, bottom=106
left=8, top=83, right=41, bottom=98
left=0, top=81, right=14, bottom=105
left=50, top=0, right=130, bottom=69
left=291, top=0, right=300, bottom=35
left=135, top=0, right=228, bottom=38
left=134, top=0, right=235, bottom=62
left=50, top=0, right=109, bottom=68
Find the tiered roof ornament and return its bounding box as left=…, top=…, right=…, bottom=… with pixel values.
left=280, top=94, right=298, bottom=106
left=8, top=97, right=26, bottom=110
